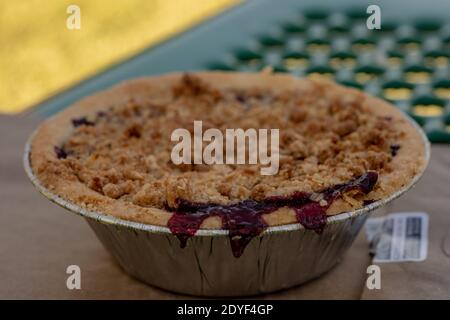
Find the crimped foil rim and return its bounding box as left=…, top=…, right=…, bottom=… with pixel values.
left=24, top=113, right=430, bottom=237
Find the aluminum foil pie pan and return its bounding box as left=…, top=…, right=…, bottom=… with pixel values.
left=24, top=116, right=430, bottom=297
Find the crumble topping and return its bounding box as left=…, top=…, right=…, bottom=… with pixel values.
left=52, top=74, right=402, bottom=209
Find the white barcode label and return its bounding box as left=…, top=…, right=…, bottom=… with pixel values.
left=365, top=212, right=428, bottom=263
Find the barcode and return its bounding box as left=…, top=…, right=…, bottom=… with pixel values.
left=404, top=217, right=422, bottom=259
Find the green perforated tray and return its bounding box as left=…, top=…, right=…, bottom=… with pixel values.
left=30, top=0, right=450, bottom=143
left=206, top=8, right=450, bottom=143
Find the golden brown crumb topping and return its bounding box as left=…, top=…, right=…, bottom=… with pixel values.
left=53, top=74, right=406, bottom=210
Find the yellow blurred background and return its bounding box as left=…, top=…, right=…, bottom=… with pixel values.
left=0, top=0, right=238, bottom=114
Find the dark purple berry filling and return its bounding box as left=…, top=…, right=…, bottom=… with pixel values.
left=363, top=199, right=377, bottom=206
left=96, top=111, right=107, bottom=118
left=235, top=93, right=247, bottom=103
left=54, top=146, right=68, bottom=159
left=390, top=144, right=401, bottom=156
left=168, top=171, right=378, bottom=257
left=71, top=117, right=95, bottom=127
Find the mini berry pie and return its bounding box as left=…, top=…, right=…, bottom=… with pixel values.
left=30, top=72, right=427, bottom=257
